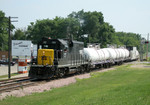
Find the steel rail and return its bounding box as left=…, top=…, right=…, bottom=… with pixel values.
left=0, top=78, right=37, bottom=93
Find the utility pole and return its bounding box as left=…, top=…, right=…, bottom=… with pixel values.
left=140, top=37, right=145, bottom=61
left=2, top=43, right=3, bottom=51
left=146, top=33, right=149, bottom=61
left=8, top=16, right=18, bottom=79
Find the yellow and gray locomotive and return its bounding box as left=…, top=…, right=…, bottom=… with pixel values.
left=29, top=37, right=89, bottom=79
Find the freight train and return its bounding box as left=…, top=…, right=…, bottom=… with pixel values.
left=29, top=37, right=139, bottom=79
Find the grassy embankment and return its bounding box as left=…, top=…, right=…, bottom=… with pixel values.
left=0, top=64, right=150, bottom=105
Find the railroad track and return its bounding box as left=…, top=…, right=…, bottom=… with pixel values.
left=0, top=76, right=30, bottom=84
left=0, top=77, right=37, bottom=93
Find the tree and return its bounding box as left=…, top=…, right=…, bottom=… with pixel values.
left=26, top=17, right=80, bottom=44
left=68, top=10, right=118, bottom=47
left=26, top=19, right=54, bottom=44
left=116, top=32, right=141, bottom=49
left=12, top=29, right=27, bottom=40
left=0, top=10, right=15, bottom=51
left=0, top=11, right=8, bottom=51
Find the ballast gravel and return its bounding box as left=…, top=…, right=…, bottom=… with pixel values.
left=0, top=68, right=115, bottom=100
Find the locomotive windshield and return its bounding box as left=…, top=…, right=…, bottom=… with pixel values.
left=42, top=43, right=59, bottom=49
left=38, top=39, right=65, bottom=50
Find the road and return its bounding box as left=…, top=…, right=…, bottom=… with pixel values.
left=0, top=64, right=18, bottom=76
left=0, top=64, right=29, bottom=76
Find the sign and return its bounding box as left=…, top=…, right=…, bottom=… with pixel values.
left=12, top=40, right=31, bottom=56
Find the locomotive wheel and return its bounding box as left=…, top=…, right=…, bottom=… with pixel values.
left=58, top=69, right=65, bottom=78
left=108, top=63, right=111, bottom=68
left=77, top=66, right=81, bottom=74
left=106, top=64, right=108, bottom=68
left=98, top=64, right=102, bottom=69
left=86, top=65, right=91, bottom=72
left=104, top=64, right=108, bottom=68
left=109, top=63, right=112, bottom=67
left=48, top=66, right=55, bottom=78
left=80, top=66, right=85, bottom=74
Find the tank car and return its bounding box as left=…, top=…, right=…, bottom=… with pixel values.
left=82, top=44, right=132, bottom=68
left=129, top=47, right=139, bottom=60
left=29, top=37, right=89, bottom=79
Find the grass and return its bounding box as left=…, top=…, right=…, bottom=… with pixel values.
left=0, top=73, right=19, bottom=80
left=0, top=64, right=150, bottom=105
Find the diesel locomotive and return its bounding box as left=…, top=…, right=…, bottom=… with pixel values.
left=29, top=37, right=89, bottom=79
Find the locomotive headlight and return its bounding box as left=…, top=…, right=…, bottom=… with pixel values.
left=43, top=51, right=45, bottom=55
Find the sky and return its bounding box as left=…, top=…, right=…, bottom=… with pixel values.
left=0, top=0, right=150, bottom=39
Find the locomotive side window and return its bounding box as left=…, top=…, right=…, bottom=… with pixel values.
left=43, top=45, right=49, bottom=48
left=39, top=45, right=42, bottom=49
left=43, top=41, right=47, bottom=44
left=51, top=41, right=56, bottom=44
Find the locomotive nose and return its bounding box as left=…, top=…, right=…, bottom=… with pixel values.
left=38, top=49, right=54, bottom=65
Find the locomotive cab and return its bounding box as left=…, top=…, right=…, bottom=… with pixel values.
left=38, top=38, right=67, bottom=61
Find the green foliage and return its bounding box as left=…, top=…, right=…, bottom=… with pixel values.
left=116, top=32, right=141, bottom=49
left=0, top=11, right=9, bottom=51
left=26, top=17, right=80, bottom=44
left=0, top=10, right=15, bottom=51
left=1, top=65, right=150, bottom=105
left=12, top=29, right=27, bottom=40
left=68, top=10, right=118, bottom=47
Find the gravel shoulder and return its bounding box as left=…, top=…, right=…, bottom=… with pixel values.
left=130, top=62, right=150, bottom=68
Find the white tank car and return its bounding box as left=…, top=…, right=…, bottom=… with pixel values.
left=123, top=48, right=130, bottom=58
left=83, top=48, right=100, bottom=62
left=118, top=48, right=129, bottom=59
left=99, top=48, right=110, bottom=60
left=82, top=46, right=132, bottom=64
left=117, top=48, right=126, bottom=60
left=129, top=47, right=139, bottom=60
left=114, top=49, right=120, bottom=59
left=97, top=49, right=105, bottom=61
left=104, top=48, right=117, bottom=60
left=83, top=48, right=111, bottom=62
